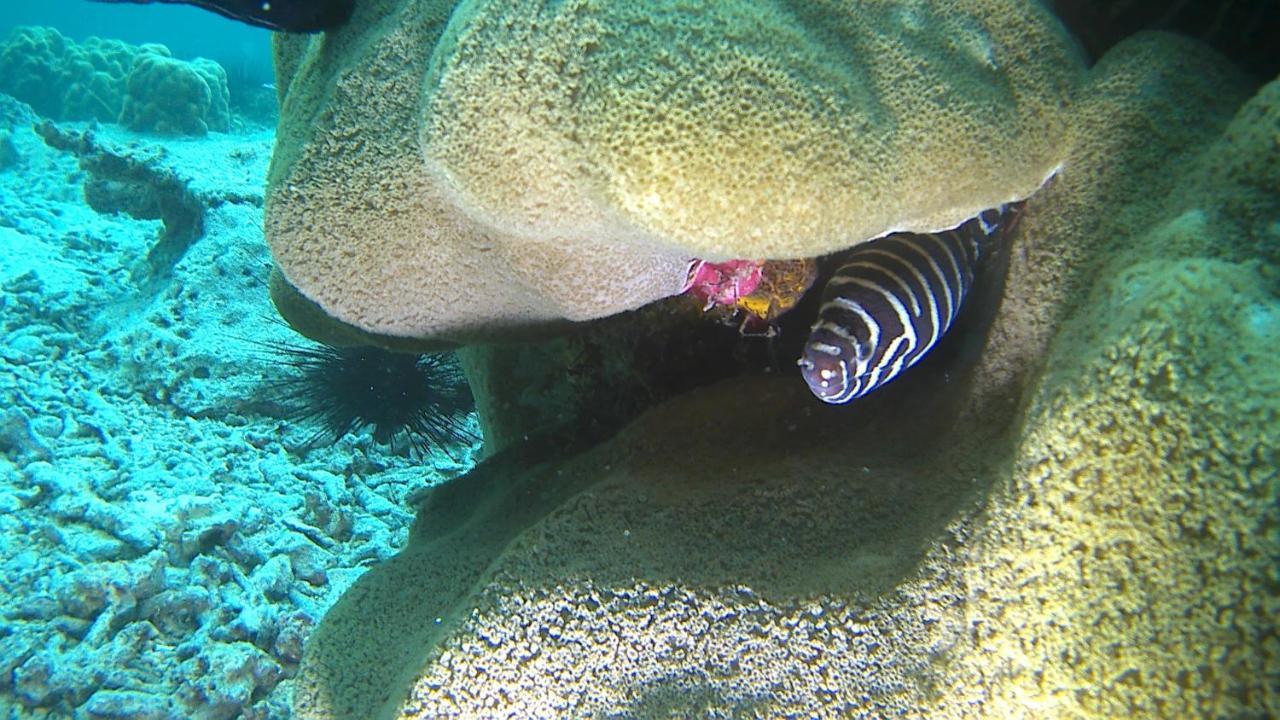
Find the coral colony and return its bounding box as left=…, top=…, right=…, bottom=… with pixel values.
left=0, top=1, right=1277, bottom=718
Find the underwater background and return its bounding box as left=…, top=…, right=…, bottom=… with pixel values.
left=0, top=2, right=480, bottom=717
left=0, top=1, right=1277, bottom=719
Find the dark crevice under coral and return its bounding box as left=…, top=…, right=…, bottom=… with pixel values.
left=1051, top=0, right=1280, bottom=78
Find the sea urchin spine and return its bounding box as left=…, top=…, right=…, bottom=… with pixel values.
left=262, top=339, right=479, bottom=459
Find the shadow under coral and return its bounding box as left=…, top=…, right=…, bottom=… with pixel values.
left=287, top=232, right=1020, bottom=718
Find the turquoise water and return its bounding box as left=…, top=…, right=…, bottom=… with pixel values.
left=0, top=0, right=273, bottom=88
left=0, top=2, right=1276, bottom=718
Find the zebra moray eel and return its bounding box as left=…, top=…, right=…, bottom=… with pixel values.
left=798, top=208, right=1006, bottom=404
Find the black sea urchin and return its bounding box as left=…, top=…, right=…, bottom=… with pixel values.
left=265, top=340, right=479, bottom=458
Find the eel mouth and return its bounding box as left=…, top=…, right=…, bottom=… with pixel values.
left=798, top=335, right=856, bottom=403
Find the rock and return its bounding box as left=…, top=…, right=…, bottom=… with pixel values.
left=83, top=689, right=174, bottom=720
left=52, top=551, right=167, bottom=649
left=0, top=130, right=19, bottom=171
left=178, top=642, right=284, bottom=720
left=11, top=652, right=57, bottom=707
left=139, top=586, right=213, bottom=638
left=227, top=601, right=279, bottom=649
left=0, top=407, right=53, bottom=462
left=0, top=635, right=34, bottom=691
left=9, top=591, right=58, bottom=621
left=250, top=555, right=295, bottom=601
left=272, top=611, right=314, bottom=666
left=0, top=88, right=38, bottom=128
left=288, top=547, right=329, bottom=587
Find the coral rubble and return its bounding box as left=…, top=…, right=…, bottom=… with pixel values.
left=0, top=95, right=476, bottom=718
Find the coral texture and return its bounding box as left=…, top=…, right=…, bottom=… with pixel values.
left=0, top=27, right=133, bottom=121
left=120, top=54, right=231, bottom=136
left=935, top=255, right=1279, bottom=718
left=292, top=34, right=1279, bottom=720
left=423, top=0, right=1079, bottom=258
left=0, top=26, right=230, bottom=136
left=265, top=0, right=1081, bottom=345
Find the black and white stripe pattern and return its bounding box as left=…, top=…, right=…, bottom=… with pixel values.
left=798, top=209, right=1004, bottom=404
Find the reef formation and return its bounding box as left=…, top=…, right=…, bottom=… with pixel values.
left=291, top=30, right=1280, bottom=720
left=264, top=0, right=1081, bottom=347
left=0, top=26, right=230, bottom=136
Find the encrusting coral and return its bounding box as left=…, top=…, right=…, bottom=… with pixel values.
left=290, top=33, right=1279, bottom=720
left=265, top=0, right=1082, bottom=346
left=928, top=39, right=1280, bottom=715
left=937, top=254, right=1279, bottom=718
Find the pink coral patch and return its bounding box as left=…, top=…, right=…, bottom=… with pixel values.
left=682, top=259, right=764, bottom=309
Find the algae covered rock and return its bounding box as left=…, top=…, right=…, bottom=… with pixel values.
left=291, top=33, right=1279, bottom=720
left=265, top=0, right=1082, bottom=345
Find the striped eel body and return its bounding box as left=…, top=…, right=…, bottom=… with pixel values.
left=798, top=208, right=1005, bottom=404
